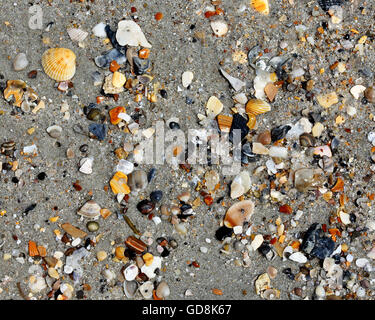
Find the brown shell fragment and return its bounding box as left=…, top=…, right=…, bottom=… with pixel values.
left=216, top=114, right=233, bottom=133
left=331, top=177, right=344, bottom=192
left=224, top=200, right=255, bottom=228
left=61, top=223, right=88, bottom=238
left=125, top=236, right=147, bottom=254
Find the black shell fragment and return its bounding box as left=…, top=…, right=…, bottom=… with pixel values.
left=317, top=0, right=343, bottom=12
left=301, top=223, right=335, bottom=259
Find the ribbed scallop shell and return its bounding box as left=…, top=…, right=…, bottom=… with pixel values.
left=42, top=48, right=76, bottom=81
left=67, top=28, right=88, bottom=42
left=250, top=0, right=269, bottom=15
left=245, top=99, right=271, bottom=115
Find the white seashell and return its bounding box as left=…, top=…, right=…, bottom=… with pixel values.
left=252, top=142, right=269, bottom=155
left=233, top=93, right=247, bottom=104
left=102, top=269, right=116, bottom=281
left=46, top=125, right=62, bottom=139
left=123, top=264, right=139, bottom=281
left=23, top=144, right=37, bottom=154
left=67, top=28, right=88, bottom=42
left=79, top=157, right=93, bottom=174
left=139, top=281, right=154, bottom=299
left=251, top=234, right=264, bottom=251
left=350, top=85, right=366, bottom=100
left=116, top=20, right=152, bottom=48
left=13, top=53, right=29, bottom=71
left=210, top=20, right=228, bottom=37
left=92, top=22, right=107, bottom=37
left=115, top=159, right=134, bottom=175
left=220, top=68, right=245, bottom=92
left=356, top=258, right=369, bottom=268
left=77, top=200, right=101, bottom=218
left=289, top=252, right=307, bottom=264
left=182, top=71, right=194, bottom=88
left=206, top=96, right=223, bottom=118
left=141, top=256, right=162, bottom=279
left=230, top=171, right=251, bottom=199
left=28, top=275, right=47, bottom=293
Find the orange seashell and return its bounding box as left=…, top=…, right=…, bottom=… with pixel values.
left=247, top=113, right=257, bottom=130
left=109, top=60, right=120, bottom=73
left=216, top=114, right=233, bottom=133
left=246, top=99, right=271, bottom=115
left=212, top=288, right=223, bottom=295
left=250, top=0, right=269, bottom=15
left=110, top=171, right=130, bottom=194
left=139, top=48, right=150, bottom=59
left=28, top=240, right=39, bottom=257
left=100, top=208, right=112, bottom=219
left=153, top=290, right=163, bottom=300
left=331, top=177, right=344, bottom=192
left=224, top=200, right=255, bottom=228
left=279, top=204, right=293, bottom=214
left=42, top=48, right=76, bottom=81
left=37, top=245, right=47, bottom=257
left=109, top=106, right=126, bottom=125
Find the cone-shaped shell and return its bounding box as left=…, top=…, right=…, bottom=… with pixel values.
left=251, top=0, right=269, bottom=15
left=224, top=200, right=255, bottom=228
left=246, top=99, right=271, bottom=115
left=42, top=48, right=76, bottom=81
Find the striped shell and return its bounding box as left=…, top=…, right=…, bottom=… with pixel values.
left=245, top=99, right=271, bottom=115
left=67, top=28, right=88, bottom=42
left=42, top=48, right=76, bottom=81
left=250, top=0, right=269, bottom=15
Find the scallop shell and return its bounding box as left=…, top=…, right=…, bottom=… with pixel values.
left=250, top=0, right=270, bottom=15
left=67, top=28, right=88, bottom=42
left=246, top=99, right=271, bottom=115
left=224, top=200, right=255, bottom=228
left=42, top=48, right=76, bottom=81
left=77, top=200, right=101, bottom=218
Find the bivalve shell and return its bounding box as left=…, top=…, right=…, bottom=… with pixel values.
left=156, top=281, right=170, bottom=299
left=123, top=281, right=138, bottom=299
left=42, top=48, right=76, bottom=81
left=116, top=20, right=152, bottom=48
left=67, top=28, right=88, bottom=42
left=206, top=96, right=223, bottom=118
left=77, top=200, right=101, bottom=218
left=139, top=281, right=154, bottom=299
left=224, top=200, right=255, bottom=228
left=123, top=264, right=139, bottom=281
left=210, top=20, right=228, bottom=37
left=246, top=99, right=271, bottom=115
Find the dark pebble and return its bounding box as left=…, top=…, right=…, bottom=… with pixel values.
left=37, top=172, right=47, bottom=181
left=230, top=113, right=249, bottom=142
left=147, top=168, right=156, bottom=183
left=169, top=122, right=180, bottom=130
left=76, top=290, right=84, bottom=299
left=133, top=57, right=150, bottom=75
left=11, top=177, right=19, bottom=184
left=27, top=70, right=38, bottom=79
left=150, top=190, right=163, bottom=202
left=88, top=123, right=107, bottom=141
left=215, top=226, right=233, bottom=241
left=23, top=203, right=37, bottom=215
left=79, top=144, right=89, bottom=153
left=160, top=89, right=168, bottom=99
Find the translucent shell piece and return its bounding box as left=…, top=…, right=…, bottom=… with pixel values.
left=247, top=113, right=257, bottom=130
left=110, top=171, right=131, bottom=195
left=77, top=200, right=101, bottom=218
left=245, top=99, right=271, bottom=115
left=42, top=48, right=76, bottom=81
left=224, top=200, right=255, bottom=228
left=250, top=0, right=269, bottom=15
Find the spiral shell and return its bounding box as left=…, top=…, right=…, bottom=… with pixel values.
left=245, top=99, right=271, bottom=115
left=42, top=48, right=76, bottom=81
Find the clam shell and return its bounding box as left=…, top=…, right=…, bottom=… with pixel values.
left=128, top=170, right=148, bottom=192
left=246, top=99, right=271, bottom=115
left=42, top=48, right=76, bottom=81
left=156, top=281, right=170, bottom=299
left=67, top=28, right=88, bottom=42
left=123, top=264, right=139, bottom=281
left=46, top=125, right=62, bottom=139
left=210, top=20, right=228, bottom=37
left=251, top=0, right=269, bottom=15
left=206, top=96, right=223, bottom=118
left=224, top=200, right=255, bottom=228
left=139, top=281, right=154, bottom=299
left=123, top=280, right=138, bottom=299
left=77, top=200, right=101, bottom=218
left=115, top=20, right=152, bottom=48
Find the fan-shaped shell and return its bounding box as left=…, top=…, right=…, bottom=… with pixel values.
left=67, top=28, right=88, bottom=42
left=42, top=48, right=76, bottom=81
left=245, top=99, right=271, bottom=115
left=77, top=200, right=101, bottom=218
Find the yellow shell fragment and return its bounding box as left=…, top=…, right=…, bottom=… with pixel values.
left=110, top=171, right=131, bottom=195
left=316, top=92, right=338, bottom=109
left=206, top=96, right=224, bottom=118
left=250, top=0, right=269, bottom=15
left=246, top=99, right=271, bottom=115
left=42, top=48, right=76, bottom=81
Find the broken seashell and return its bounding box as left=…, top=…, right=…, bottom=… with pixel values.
left=109, top=106, right=126, bottom=125
left=79, top=157, right=93, bottom=174
left=77, top=200, right=101, bottom=218
left=128, top=170, right=148, bottom=192
left=110, top=171, right=130, bottom=195
left=255, top=273, right=271, bottom=296
left=262, top=288, right=280, bottom=300
left=210, top=20, right=228, bottom=37
left=103, top=74, right=124, bottom=94
left=92, top=22, right=107, bottom=38
left=116, top=20, right=152, bottom=48
left=139, top=281, right=154, bottom=299
left=42, top=48, right=76, bottom=81
left=317, top=92, right=338, bottom=108
left=230, top=171, right=251, bottom=199
left=3, top=80, right=27, bottom=107
left=219, top=68, right=245, bottom=92
left=13, top=53, right=29, bottom=71
left=123, top=281, right=138, bottom=299
left=95, top=48, right=126, bottom=69
left=67, top=28, right=88, bottom=42
left=156, top=281, right=170, bottom=299
left=251, top=0, right=269, bottom=15
left=182, top=71, right=194, bottom=88
left=216, top=114, right=233, bottom=133
left=123, top=264, right=139, bottom=281
left=350, top=85, right=366, bottom=100
left=206, top=96, right=223, bottom=118
left=112, top=71, right=126, bottom=88
left=246, top=99, right=271, bottom=115
left=46, top=125, right=62, bottom=139
left=224, top=200, right=255, bottom=228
